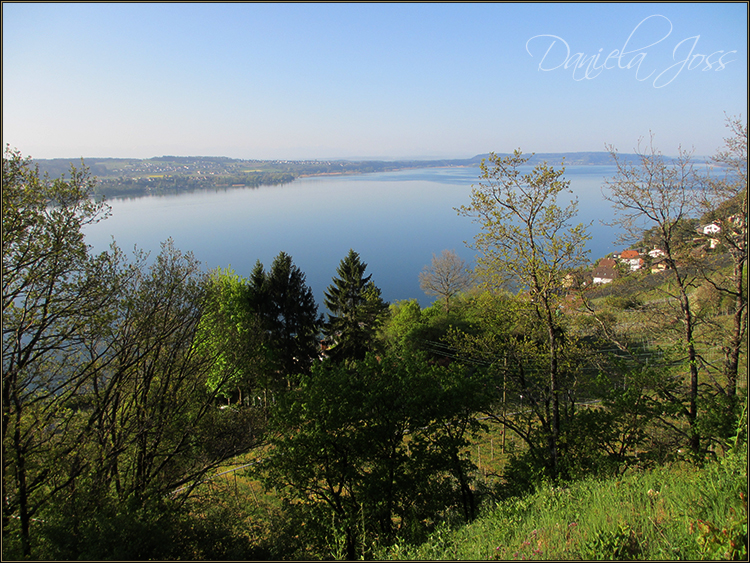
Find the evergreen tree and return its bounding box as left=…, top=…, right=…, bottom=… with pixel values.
left=247, top=259, right=270, bottom=317
left=323, top=249, right=388, bottom=362
left=248, top=252, right=322, bottom=388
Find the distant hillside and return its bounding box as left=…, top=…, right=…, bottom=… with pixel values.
left=468, top=151, right=698, bottom=166
left=30, top=152, right=702, bottom=199
left=30, top=155, right=487, bottom=198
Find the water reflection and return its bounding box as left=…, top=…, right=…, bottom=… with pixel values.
left=85, top=166, right=621, bottom=307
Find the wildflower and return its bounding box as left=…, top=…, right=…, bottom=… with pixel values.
left=568, top=522, right=578, bottom=528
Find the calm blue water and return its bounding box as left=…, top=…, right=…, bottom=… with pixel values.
left=83, top=166, right=621, bottom=308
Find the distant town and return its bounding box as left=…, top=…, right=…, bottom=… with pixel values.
left=586, top=212, right=743, bottom=287
left=31, top=152, right=690, bottom=199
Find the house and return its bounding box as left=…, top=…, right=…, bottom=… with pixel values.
left=592, top=266, right=617, bottom=284
left=697, top=222, right=722, bottom=248
left=648, top=247, right=666, bottom=259
left=700, top=222, right=721, bottom=235
left=619, top=249, right=644, bottom=271
left=650, top=258, right=669, bottom=273
left=592, top=259, right=618, bottom=284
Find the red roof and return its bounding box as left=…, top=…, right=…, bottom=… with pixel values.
left=620, top=250, right=640, bottom=259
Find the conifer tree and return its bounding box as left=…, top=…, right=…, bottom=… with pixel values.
left=248, top=252, right=322, bottom=387
left=323, top=249, right=388, bottom=362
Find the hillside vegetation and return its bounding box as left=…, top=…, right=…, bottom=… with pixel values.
left=3, top=118, right=746, bottom=560
left=382, top=436, right=747, bottom=560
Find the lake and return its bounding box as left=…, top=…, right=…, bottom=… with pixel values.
left=83, top=165, right=622, bottom=308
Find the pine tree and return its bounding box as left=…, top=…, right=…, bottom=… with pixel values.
left=248, top=252, right=322, bottom=387
left=323, top=249, right=389, bottom=362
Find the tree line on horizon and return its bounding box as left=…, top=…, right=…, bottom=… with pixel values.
left=29, top=150, right=679, bottom=200
left=2, top=116, right=746, bottom=559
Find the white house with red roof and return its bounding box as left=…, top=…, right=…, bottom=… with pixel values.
left=619, top=249, right=644, bottom=271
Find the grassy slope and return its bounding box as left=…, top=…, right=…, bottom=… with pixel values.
left=384, top=266, right=747, bottom=560
left=381, top=444, right=747, bottom=560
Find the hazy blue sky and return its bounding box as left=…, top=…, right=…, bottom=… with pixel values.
left=3, top=2, right=747, bottom=160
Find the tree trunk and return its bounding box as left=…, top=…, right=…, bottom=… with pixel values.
left=679, top=285, right=701, bottom=456
left=725, top=258, right=746, bottom=397
left=452, top=450, right=475, bottom=522
left=545, top=301, right=560, bottom=480
left=345, top=526, right=357, bottom=561
left=14, top=415, right=31, bottom=558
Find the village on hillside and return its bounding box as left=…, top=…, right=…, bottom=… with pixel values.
left=586, top=214, right=744, bottom=286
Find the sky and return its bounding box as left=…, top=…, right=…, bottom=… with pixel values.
left=3, top=2, right=747, bottom=160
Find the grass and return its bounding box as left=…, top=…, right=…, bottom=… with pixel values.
left=175, top=394, right=747, bottom=560
left=379, top=445, right=747, bottom=560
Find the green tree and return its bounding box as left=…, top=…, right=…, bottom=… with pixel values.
left=457, top=150, right=591, bottom=479
left=604, top=135, right=705, bottom=455
left=2, top=148, right=264, bottom=558
left=39, top=241, right=264, bottom=559
left=247, top=252, right=322, bottom=389
left=382, top=299, right=424, bottom=351
left=381, top=296, right=481, bottom=361
left=2, top=147, right=122, bottom=557
left=444, top=290, right=602, bottom=483
left=323, top=249, right=388, bottom=362
left=193, top=266, right=267, bottom=405
left=87, top=241, right=261, bottom=501
left=257, top=350, right=487, bottom=559
left=698, top=116, right=747, bottom=399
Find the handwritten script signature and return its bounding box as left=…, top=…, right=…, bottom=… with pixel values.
left=525, top=14, right=736, bottom=88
